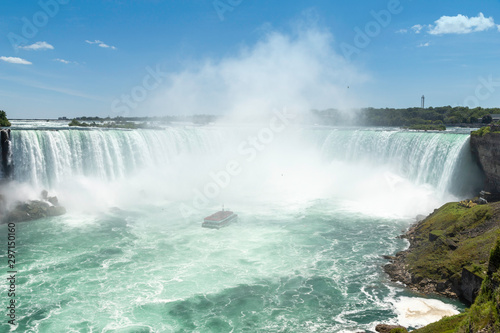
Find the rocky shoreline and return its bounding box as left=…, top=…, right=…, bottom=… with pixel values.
left=376, top=198, right=500, bottom=332
left=383, top=222, right=459, bottom=300
left=383, top=199, right=500, bottom=306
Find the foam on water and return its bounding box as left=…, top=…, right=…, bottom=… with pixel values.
left=392, top=296, right=460, bottom=328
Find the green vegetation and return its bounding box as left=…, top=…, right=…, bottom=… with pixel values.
left=489, top=239, right=500, bottom=273
left=67, top=114, right=219, bottom=128
left=413, top=240, right=500, bottom=332
left=471, top=125, right=500, bottom=137
left=0, top=110, right=11, bottom=127
left=407, top=124, right=446, bottom=131
left=390, top=328, right=408, bottom=333
left=412, top=313, right=467, bottom=333
left=410, top=206, right=500, bottom=333
left=312, top=106, right=500, bottom=127
left=68, top=119, right=147, bottom=129
left=406, top=202, right=497, bottom=282
left=458, top=276, right=500, bottom=332
left=471, top=126, right=491, bottom=136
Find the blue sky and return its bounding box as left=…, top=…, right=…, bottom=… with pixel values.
left=1, top=0, right=499, bottom=119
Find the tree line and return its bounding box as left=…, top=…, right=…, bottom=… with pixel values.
left=312, top=106, right=500, bottom=127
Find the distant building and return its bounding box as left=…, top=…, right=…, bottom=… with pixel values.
left=421, top=95, right=425, bottom=109
left=491, top=114, right=500, bottom=122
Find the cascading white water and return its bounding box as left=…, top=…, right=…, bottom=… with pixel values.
left=11, top=128, right=226, bottom=187
left=11, top=127, right=482, bottom=199
left=318, top=129, right=483, bottom=197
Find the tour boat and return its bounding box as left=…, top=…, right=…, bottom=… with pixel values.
left=202, top=209, right=237, bottom=229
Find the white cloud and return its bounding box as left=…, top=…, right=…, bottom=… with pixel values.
left=18, top=41, right=54, bottom=51
left=146, top=25, right=367, bottom=118
left=54, top=58, right=78, bottom=65
left=418, top=42, right=430, bottom=47
left=396, top=29, right=408, bottom=34
left=85, top=40, right=117, bottom=50
left=411, top=24, right=424, bottom=34
left=498, top=25, right=500, bottom=32
left=428, top=13, right=497, bottom=35
left=54, top=58, right=70, bottom=64
left=0, top=56, right=32, bottom=65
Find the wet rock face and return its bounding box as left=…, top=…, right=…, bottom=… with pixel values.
left=0, top=129, right=12, bottom=179
left=6, top=200, right=66, bottom=223
left=1, top=191, right=66, bottom=224
left=470, top=132, right=500, bottom=194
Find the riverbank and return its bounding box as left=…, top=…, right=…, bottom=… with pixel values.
left=382, top=199, right=500, bottom=332
left=385, top=200, right=500, bottom=301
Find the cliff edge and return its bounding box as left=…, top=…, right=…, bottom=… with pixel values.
left=384, top=201, right=500, bottom=304
left=470, top=125, right=500, bottom=194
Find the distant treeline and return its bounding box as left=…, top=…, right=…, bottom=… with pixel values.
left=67, top=115, right=219, bottom=125
left=312, top=106, right=500, bottom=127
left=68, top=119, right=150, bottom=129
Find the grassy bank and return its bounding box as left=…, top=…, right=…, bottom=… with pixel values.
left=413, top=240, right=500, bottom=332
left=394, top=201, right=500, bottom=332
left=406, top=202, right=498, bottom=283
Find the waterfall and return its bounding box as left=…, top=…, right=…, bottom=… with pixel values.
left=318, top=129, right=483, bottom=196
left=10, top=127, right=483, bottom=199
left=11, top=128, right=225, bottom=187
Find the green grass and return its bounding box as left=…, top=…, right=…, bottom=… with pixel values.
left=389, top=327, right=408, bottom=333
left=430, top=230, right=445, bottom=238
left=412, top=313, right=466, bottom=333
left=390, top=328, right=408, bottom=333
left=410, top=234, right=500, bottom=332
left=406, top=203, right=496, bottom=281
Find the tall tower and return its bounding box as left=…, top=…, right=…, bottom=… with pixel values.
left=421, top=95, right=425, bottom=109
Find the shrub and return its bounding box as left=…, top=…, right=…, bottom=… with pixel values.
left=0, top=110, right=11, bottom=127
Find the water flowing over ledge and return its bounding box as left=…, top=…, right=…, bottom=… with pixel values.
left=10, top=127, right=483, bottom=201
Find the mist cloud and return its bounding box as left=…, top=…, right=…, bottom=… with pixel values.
left=147, top=25, right=367, bottom=118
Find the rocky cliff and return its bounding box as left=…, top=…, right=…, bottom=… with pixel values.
left=384, top=201, right=500, bottom=304
left=470, top=126, right=500, bottom=194
left=0, top=128, right=12, bottom=178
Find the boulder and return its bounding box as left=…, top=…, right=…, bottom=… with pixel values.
left=6, top=199, right=66, bottom=223
left=375, top=324, right=408, bottom=333
left=48, top=196, right=59, bottom=206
